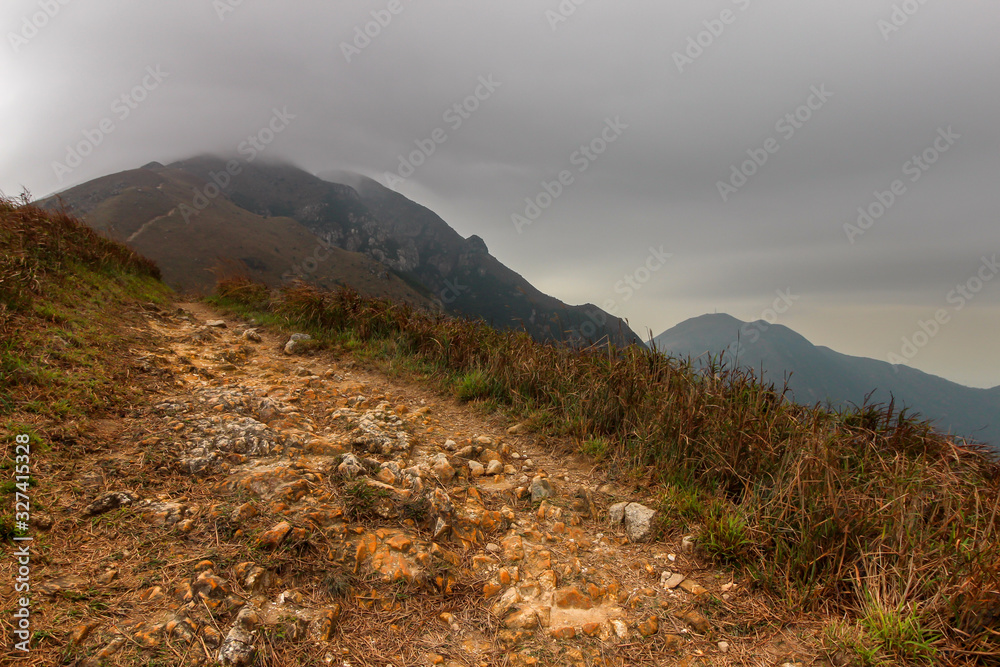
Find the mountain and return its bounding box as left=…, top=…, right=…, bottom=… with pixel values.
left=319, top=170, right=641, bottom=346
left=651, top=313, right=1000, bottom=450
left=39, top=157, right=640, bottom=346
left=34, top=161, right=432, bottom=307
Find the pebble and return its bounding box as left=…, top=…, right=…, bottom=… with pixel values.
left=71, top=309, right=753, bottom=665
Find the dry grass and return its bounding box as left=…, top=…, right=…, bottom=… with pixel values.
left=213, top=277, right=1000, bottom=665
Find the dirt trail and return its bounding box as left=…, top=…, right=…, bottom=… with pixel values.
left=21, top=301, right=825, bottom=666
left=125, top=207, right=177, bottom=243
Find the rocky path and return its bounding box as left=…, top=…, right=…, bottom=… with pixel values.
left=25, top=302, right=824, bottom=666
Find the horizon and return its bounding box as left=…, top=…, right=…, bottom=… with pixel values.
left=3, top=2, right=998, bottom=388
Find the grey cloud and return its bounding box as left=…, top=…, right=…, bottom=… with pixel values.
left=2, top=0, right=997, bottom=385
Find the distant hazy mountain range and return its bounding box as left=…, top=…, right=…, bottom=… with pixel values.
left=652, top=314, right=999, bottom=451
left=38, top=156, right=640, bottom=346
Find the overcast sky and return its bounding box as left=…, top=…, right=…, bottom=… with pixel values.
left=3, top=1, right=998, bottom=387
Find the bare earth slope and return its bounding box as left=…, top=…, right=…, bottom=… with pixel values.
left=35, top=165, right=435, bottom=307
left=5, top=301, right=831, bottom=666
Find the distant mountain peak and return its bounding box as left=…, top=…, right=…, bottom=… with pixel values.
left=652, top=313, right=998, bottom=450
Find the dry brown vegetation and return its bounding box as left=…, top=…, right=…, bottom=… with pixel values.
left=1, top=199, right=998, bottom=665
left=213, top=276, right=1000, bottom=665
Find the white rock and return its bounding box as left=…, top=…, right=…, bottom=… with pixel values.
left=608, top=502, right=628, bottom=525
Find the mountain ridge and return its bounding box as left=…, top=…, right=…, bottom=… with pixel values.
left=38, top=156, right=640, bottom=346
left=652, top=313, right=999, bottom=449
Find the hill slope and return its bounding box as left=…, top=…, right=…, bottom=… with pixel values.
left=652, top=313, right=1000, bottom=449
left=35, top=163, right=434, bottom=306
left=40, top=157, right=640, bottom=345
left=322, top=170, right=641, bottom=346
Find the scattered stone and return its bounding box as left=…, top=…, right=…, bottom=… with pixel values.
left=96, top=569, right=118, bottom=585
left=530, top=476, right=554, bottom=503
left=661, top=572, right=686, bottom=589
left=284, top=333, right=312, bottom=355
left=468, top=460, right=485, bottom=477
left=443, top=439, right=457, bottom=451
left=206, top=320, right=227, bottom=328
left=486, top=459, right=504, bottom=476
left=608, top=501, right=656, bottom=541
left=637, top=615, right=659, bottom=637
left=243, top=328, right=262, bottom=342
left=218, top=606, right=259, bottom=666
left=69, top=620, right=100, bottom=645
left=84, top=491, right=137, bottom=516
left=623, top=503, right=656, bottom=541
left=431, top=455, right=455, bottom=482
left=96, top=636, right=126, bottom=659
left=679, top=579, right=708, bottom=596
left=679, top=610, right=711, bottom=634
left=554, top=587, right=593, bottom=609
left=718, top=640, right=730, bottom=653
left=256, top=521, right=293, bottom=550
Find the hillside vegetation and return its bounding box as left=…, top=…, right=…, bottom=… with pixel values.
left=0, top=195, right=168, bottom=421
left=1, top=199, right=998, bottom=664
left=213, top=276, right=1000, bottom=665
